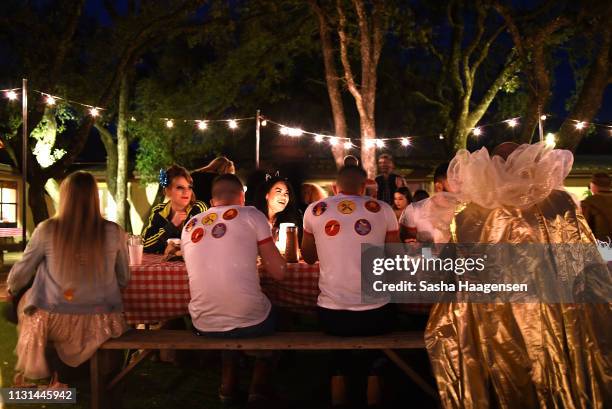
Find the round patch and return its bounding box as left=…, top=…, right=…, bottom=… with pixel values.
left=354, top=219, right=372, bottom=236
left=337, top=200, right=356, bottom=215
left=63, top=288, right=75, bottom=302
left=312, top=201, right=327, bottom=216
left=364, top=200, right=381, bottom=213
left=185, top=217, right=198, bottom=233
left=202, top=213, right=218, bottom=225
left=325, top=220, right=341, bottom=237
left=212, top=223, right=227, bottom=238
left=223, top=208, right=238, bottom=220
left=191, top=227, right=205, bottom=243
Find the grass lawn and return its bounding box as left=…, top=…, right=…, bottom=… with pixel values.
left=0, top=304, right=436, bottom=409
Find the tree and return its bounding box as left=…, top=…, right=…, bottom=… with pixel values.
left=0, top=0, right=210, bottom=225
left=495, top=1, right=571, bottom=144
left=414, top=0, right=519, bottom=154
left=556, top=3, right=611, bottom=150
left=309, top=0, right=349, bottom=168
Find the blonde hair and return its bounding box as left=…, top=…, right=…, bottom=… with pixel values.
left=51, top=172, right=106, bottom=285
left=195, top=156, right=235, bottom=175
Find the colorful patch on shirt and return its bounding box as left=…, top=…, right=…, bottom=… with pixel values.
left=354, top=219, right=372, bottom=236
left=63, top=288, right=75, bottom=302
left=212, top=223, right=227, bottom=239
left=337, top=200, right=356, bottom=215
left=184, top=217, right=198, bottom=233
left=191, top=227, right=205, bottom=243
left=325, top=220, right=341, bottom=236
left=202, top=213, right=218, bottom=225
left=312, top=201, right=327, bottom=216
left=364, top=200, right=381, bottom=213
left=222, top=208, right=238, bottom=220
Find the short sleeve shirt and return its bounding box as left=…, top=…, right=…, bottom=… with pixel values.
left=303, top=194, right=399, bottom=311
left=182, top=205, right=273, bottom=332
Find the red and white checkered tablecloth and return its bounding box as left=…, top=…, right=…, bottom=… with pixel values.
left=123, top=253, right=430, bottom=325
left=0, top=227, right=22, bottom=237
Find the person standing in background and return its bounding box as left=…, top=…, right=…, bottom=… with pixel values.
left=375, top=154, right=406, bottom=205
left=581, top=172, right=612, bottom=241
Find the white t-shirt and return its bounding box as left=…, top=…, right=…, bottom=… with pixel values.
left=303, top=194, right=399, bottom=311
left=399, top=198, right=447, bottom=244
left=181, top=205, right=273, bottom=332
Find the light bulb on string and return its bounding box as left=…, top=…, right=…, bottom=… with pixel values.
left=166, top=119, right=174, bottom=129
left=130, top=116, right=136, bottom=122
left=365, top=139, right=375, bottom=148
left=5, top=90, right=17, bottom=101
left=261, top=120, right=267, bottom=127
left=228, top=119, right=238, bottom=129
left=507, top=118, right=518, bottom=128
left=286, top=127, right=303, bottom=137
left=45, top=95, right=56, bottom=106
left=314, top=134, right=324, bottom=143
left=545, top=133, right=556, bottom=148
left=89, top=107, right=100, bottom=117
left=439, top=134, right=445, bottom=140
left=472, top=127, right=482, bottom=136
left=329, top=137, right=339, bottom=146
left=197, top=120, right=208, bottom=130
left=401, top=137, right=411, bottom=147
left=575, top=121, right=586, bottom=130
left=343, top=140, right=352, bottom=149
left=540, top=114, right=547, bottom=121
left=375, top=139, right=385, bottom=148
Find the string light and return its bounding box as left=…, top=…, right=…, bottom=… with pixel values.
left=261, top=120, right=267, bottom=126
left=343, top=140, right=352, bottom=149
left=401, top=137, right=411, bottom=146
left=375, top=139, right=385, bottom=148
left=280, top=126, right=303, bottom=137
left=165, top=119, right=174, bottom=129
left=314, top=134, right=324, bottom=143
left=365, top=139, right=375, bottom=148
left=329, top=137, right=339, bottom=146
left=540, top=115, right=547, bottom=121
left=506, top=118, right=518, bottom=128
left=472, top=127, right=482, bottom=136
left=5, top=90, right=17, bottom=100
left=439, top=134, right=445, bottom=140
left=130, top=116, right=136, bottom=122
left=575, top=121, right=586, bottom=130
left=89, top=107, right=100, bottom=117
left=545, top=133, right=556, bottom=148
left=45, top=95, right=56, bottom=106
left=228, top=119, right=238, bottom=129
left=197, top=120, right=208, bottom=130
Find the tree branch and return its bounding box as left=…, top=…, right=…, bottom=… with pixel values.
left=337, top=0, right=364, bottom=111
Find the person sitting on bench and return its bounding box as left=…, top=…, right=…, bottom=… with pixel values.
left=181, top=173, right=286, bottom=406
left=301, top=165, right=400, bottom=408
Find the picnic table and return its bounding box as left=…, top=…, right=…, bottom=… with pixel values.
left=122, top=253, right=430, bottom=325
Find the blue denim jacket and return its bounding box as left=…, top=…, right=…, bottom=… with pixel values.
left=7, top=220, right=130, bottom=314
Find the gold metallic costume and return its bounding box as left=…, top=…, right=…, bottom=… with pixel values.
left=425, top=145, right=611, bottom=409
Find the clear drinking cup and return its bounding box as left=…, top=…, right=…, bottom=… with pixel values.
left=128, top=234, right=144, bottom=265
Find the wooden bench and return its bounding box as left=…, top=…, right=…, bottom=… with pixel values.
left=90, top=330, right=435, bottom=409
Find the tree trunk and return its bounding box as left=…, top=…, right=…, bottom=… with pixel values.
left=557, top=22, right=611, bottom=151
left=360, top=118, right=377, bottom=178
left=116, top=74, right=129, bottom=229
left=309, top=0, right=348, bottom=168
left=28, top=178, right=49, bottom=225
left=95, top=124, right=118, bottom=199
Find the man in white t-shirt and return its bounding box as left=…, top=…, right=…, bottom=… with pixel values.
left=400, top=162, right=450, bottom=243
left=301, top=165, right=400, bottom=407
left=182, top=174, right=285, bottom=405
